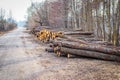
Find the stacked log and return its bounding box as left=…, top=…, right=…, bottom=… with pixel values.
left=53, top=41, right=120, bottom=56
left=60, top=47, right=120, bottom=61
left=49, top=37, right=120, bottom=62
left=45, top=48, right=54, bottom=53
left=65, top=32, right=93, bottom=35
left=33, top=29, right=120, bottom=62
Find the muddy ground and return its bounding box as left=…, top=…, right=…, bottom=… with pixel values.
left=0, top=27, right=120, bottom=80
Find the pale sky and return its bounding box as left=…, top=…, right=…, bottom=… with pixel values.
left=0, top=0, right=44, bottom=21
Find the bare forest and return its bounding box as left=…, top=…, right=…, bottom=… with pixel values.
left=0, top=9, right=17, bottom=32
left=26, top=0, right=120, bottom=46
left=0, top=0, right=120, bottom=80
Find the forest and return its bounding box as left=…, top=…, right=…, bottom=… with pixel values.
left=0, top=9, right=17, bottom=32
left=26, top=0, right=120, bottom=46
left=0, top=0, right=120, bottom=79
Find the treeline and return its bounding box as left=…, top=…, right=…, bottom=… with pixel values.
left=0, top=8, right=17, bottom=32
left=26, top=0, right=120, bottom=46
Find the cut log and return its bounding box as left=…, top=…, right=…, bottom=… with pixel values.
left=61, top=35, right=88, bottom=44
left=74, top=29, right=83, bottom=31
left=65, top=32, right=93, bottom=35
left=52, top=41, right=120, bottom=56
left=45, top=48, right=54, bottom=52
left=60, top=47, right=120, bottom=62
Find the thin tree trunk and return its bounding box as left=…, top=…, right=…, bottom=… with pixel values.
left=103, top=1, right=106, bottom=41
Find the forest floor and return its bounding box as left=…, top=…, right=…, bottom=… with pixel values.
left=0, top=27, right=120, bottom=80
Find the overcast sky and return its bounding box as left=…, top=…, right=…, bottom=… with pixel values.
left=0, top=0, right=44, bottom=21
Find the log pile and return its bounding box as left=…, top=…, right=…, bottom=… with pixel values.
left=31, top=28, right=120, bottom=62
left=47, top=36, right=120, bottom=62
left=34, top=29, right=63, bottom=42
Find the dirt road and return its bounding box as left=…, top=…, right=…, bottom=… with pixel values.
left=0, top=27, right=120, bottom=80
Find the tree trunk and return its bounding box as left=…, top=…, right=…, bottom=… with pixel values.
left=61, top=35, right=88, bottom=44
left=103, top=1, right=106, bottom=41
left=52, top=40, right=120, bottom=56
left=59, top=47, right=120, bottom=62
left=65, top=32, right=93, bottom=35
left=45, top=48, right=54, bottom=52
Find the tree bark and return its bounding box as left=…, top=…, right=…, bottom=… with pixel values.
left=65, top=32, right=93, bottom=35
left=52, top=40, right=120, bottom=56
left=45, top=48, right=54, bottom=52
left=61, top=35, right=88, bottom=44
left=59, top=47, right=120, bottom=62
